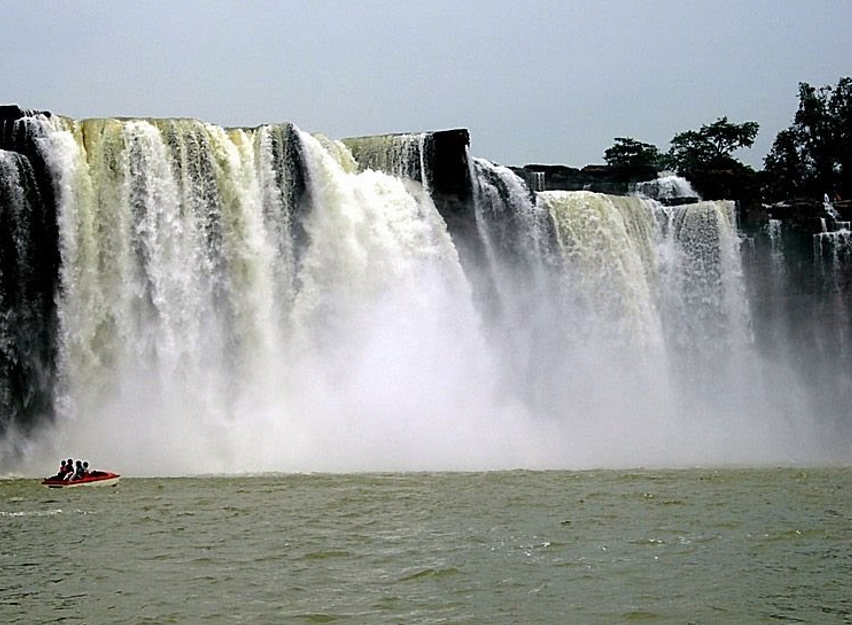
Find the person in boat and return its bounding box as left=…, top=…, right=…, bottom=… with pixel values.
left=63, top=459, right=75, bottom=480
left=82, top=461, right=90, bottom=477
left=50, top=459, right=69, bottom=480
left=71, top=460, right=85, bottom=481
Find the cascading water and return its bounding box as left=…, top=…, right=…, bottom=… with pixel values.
left=0, top=150, right=53, bottom=430
left=470, top=159, right=565, bottom=413
left=0, top=115, right=59, bottom=444
left=814, top=198, right=852, bottom=289
left=45, top=116, right=294, bottom=471
left=532, top=191, right=798, bottom=464
left=0, top=111, right=849, bottom=474
left=656, top=201, right=752, bottom=361
left=632, top=174, right=699, bottom=203
left=342, top=133, right=427, bottom=184
left=3, top=115, right=520, bottom=473
left=542, top=191, right=664, bottom=346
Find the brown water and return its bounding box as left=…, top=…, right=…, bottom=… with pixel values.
left=2, top=468, right=851, bottom=624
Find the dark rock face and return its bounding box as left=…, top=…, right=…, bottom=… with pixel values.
left=421, top=130, right=498, bottom=314
left=421, top=130, right=485, bottom=272
left=511, top=163, right=658, bottom=195
left=0, top=105, right=51, bottom=122
left=764, top=198, right=852, bottom=230
left=423, top=129, right=472, bottom=201
left=744, top=208, right=852, bottom=436
left=0, top=106, right=61, bottom=439
left=341, top=127, right=474, bottom=218
left=682, top=167, right=764, bottom=231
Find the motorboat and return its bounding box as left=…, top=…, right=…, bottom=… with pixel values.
left=42, top=470, right=120, bottom=488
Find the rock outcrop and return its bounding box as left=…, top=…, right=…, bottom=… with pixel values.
left=0, top=105, right=61, bottom=438
left=511, top=163, right=658, bottom=195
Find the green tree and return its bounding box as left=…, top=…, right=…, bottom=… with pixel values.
left=763, top=127, right=806, bottom=200
left=603, top=137, right=663, bottom=169
left=666, top=116, right=759, bottom=174
left=764, top=77, right=852, bottom=201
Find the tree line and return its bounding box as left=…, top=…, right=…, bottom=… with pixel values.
left=602, top=76, right=852, bottom=203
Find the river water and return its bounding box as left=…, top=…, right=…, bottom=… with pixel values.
left=2, top=468, right=851, bottom=624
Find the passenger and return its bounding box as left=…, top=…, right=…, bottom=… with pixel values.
left=72, top=460, right=84, bottom=481
left=64, top=459, right=74, bottom=480
left=82, top=461, right=90, bottom=477
left=51, top=459, right=68, bottom=480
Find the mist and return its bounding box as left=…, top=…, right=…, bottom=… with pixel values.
left=4, top=116, right=846, bottom=478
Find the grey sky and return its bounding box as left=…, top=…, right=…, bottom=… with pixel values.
left=2, top=0, right=851, bottom=168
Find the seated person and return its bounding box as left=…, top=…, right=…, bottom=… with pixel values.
left=49, top=459, right=68, bottom=480
left=71, top=460, right=85, bottom=480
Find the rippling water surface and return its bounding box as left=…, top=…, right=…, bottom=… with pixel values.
left=1, top=469, right=851, bottom=624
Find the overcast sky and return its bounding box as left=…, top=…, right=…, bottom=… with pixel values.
left=3, top=1, right=851, bottom=168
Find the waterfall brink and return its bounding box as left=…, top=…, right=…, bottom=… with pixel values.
left=342, top=133, right=428, bottom=184
left=0, top=112, right=849, bottom=474
left=814, top=228, right=852, bottom=292
left=632, top=175, right=699, bottom=203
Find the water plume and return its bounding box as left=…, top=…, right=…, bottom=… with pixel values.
left=1, top=116, right=848, bottom=475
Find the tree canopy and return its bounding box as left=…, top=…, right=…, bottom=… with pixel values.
left=601, top=118, right=760, bottom=181
left=763, top=77, right=852, bottom=201
left=603, top=137, right=663, bottom=169
left=666, top=116, right=759, bottom=174
left=599, top=77, right=852, bottom=204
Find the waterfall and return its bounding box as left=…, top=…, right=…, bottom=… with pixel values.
left=632, top=175, right=699, bottom=203
left=289, top=130, right=473, bottom=352
left=0, top=149, right=54, bottom=434
left=657, top=201, right=751, bottom=354
left=814, top=197, right=852, bottom=298
left=766, top=219, right=783, bottom=262
left=39, top=117, right=293, bottom=470
left=3, top=116, right=514, bottom=473
left=0, top=113, right=60, bottom=444
left=1, top=111, right=849, bottom=473
left=342, top=133, right=428, bottom=184
left=535, top=191, right=811, bottom=461
left=540, top=191, right=663, bottom=346
left=471, top=157, right=554, bottom=310
left=470, top=159, right=561, bottom=410
left=814, top=229, right=852, bottom=296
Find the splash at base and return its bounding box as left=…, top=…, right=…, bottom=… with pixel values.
left=1, top=111, right=850, bottom=475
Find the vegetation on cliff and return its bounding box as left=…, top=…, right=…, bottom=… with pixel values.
left=603, top=137, right=664, bottom=169
left=602, top=117, right=759, bottom=175
left=665, top=116, right=760, bottom=176
left=763, top=77, right=852, bottom=202
left=600, top=75, right=852, bottom=207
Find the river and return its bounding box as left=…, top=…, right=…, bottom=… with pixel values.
left=2, top=468, right=851, bottom=624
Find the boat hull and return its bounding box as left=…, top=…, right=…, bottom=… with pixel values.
left=42, top=472, right=120, bottom=488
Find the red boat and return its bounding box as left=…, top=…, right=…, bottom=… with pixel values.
left=41, top=471, right=121, bottom=488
